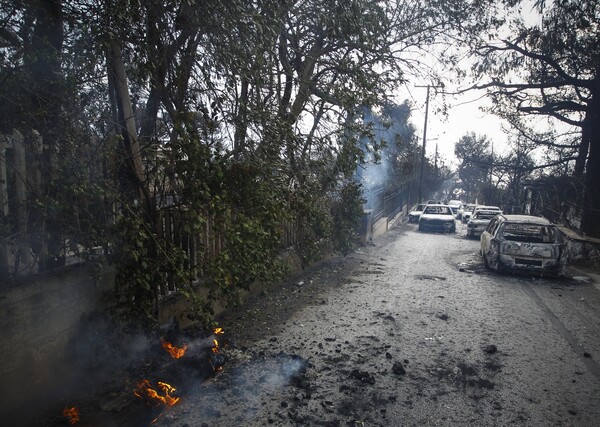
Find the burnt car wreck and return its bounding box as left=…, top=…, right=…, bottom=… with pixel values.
left=418, top=204, right=456, bottom=233
left=480, top=215, right=566, bottom=276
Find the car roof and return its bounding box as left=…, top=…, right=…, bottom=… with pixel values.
left=475, top=205, right=501, bottom=210
left=448, top=200, right=462, bottom=205
left=499, top=214, right=552, bottom=225
left=424, top=204, right=450, bottom=208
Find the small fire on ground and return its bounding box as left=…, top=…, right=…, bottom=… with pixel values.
left=161, top=340, right=187, bottom=358
left=211, top=327, right=225, bottom=372
left=134, top=380, right=180, bottom=407
left=62, top=406, right=79, bottom=425
left=133, top=326, right=225, bottom=416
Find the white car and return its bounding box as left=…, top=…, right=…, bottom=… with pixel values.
left=418, top=204, right=456, bottom=233
left=481, top=215, right=565, bottom=276
left=408, top=203, right=427, bottom=223
left=447, top=200, right=463, bottom=218
left=460, top=204, right=476, bottom=222
left=466, top=206, right=502, bottom=238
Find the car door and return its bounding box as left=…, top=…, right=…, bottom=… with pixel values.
left=480, top=217, right=498, bottom=255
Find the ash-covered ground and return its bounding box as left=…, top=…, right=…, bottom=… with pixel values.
left=39, top=220, right=600, bottom=426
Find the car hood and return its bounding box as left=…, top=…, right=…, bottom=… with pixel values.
left=420, top=213, right=454, bottom=221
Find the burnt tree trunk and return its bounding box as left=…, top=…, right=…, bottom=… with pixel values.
left=581, top=92, right=600, bottom=237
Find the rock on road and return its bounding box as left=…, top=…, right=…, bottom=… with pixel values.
left=157, top=221, right=600, bottom=426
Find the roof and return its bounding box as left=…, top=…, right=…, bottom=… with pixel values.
left=500, top=214, right=552, bottom=225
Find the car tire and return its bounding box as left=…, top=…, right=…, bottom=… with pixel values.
left=483, top=253, right=490, bottom=270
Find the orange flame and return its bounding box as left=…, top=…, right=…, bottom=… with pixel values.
left=210, top=327, right=224, bottom=372
left=161, top=340, right=187, bottom=358
left=134, top=380, right=180, bottom=407
left=212, top=327, right=224, bottom=354
left=62, top=406, right=79, bottom=425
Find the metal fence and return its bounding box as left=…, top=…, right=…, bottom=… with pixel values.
left=364, top=183, right=409, bottom=225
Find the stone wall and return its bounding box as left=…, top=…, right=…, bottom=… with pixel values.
left=0, top=262, right=115, bottom=420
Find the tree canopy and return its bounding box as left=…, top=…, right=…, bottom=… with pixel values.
left=0, top=0, right=475, bottom=330
left=466, top=0, right=600, bottom=235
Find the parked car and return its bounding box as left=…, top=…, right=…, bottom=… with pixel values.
left=426, top=199, right=442, bottom=205
left=460, top=204, right=476, bottom=222
left=418, top=204, right=456, bottom=233
left=447, top=200, right=463, bottom=217
left=408, top=203, right=427, bottom=223
left=466, top=206, right=502, bottom=238
left=480, top=215, right=565, bottom=276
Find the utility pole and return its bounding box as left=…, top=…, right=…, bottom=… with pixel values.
left=416, top=83, right=443, bottom=203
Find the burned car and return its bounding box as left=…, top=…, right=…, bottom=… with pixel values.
left=459, top=203, right=476, bottom=222
left=447, top=199, right=463, bottom=218
left=466, top=206, right=502, bottom=238
left=480, top=215, right=566, bottom=276
left=408, top=203, right=427, bottom=223
left=418, top=204, right=456, bottom=233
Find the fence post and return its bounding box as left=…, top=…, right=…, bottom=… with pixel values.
left=13, top=130, right=33, bottom=273
left=0, top=134, right=9, bottom=277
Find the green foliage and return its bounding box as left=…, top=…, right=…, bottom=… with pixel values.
left=0, top=0, right=492, bottom=330
left=203, top=162, right=288, bottom=307
left=290, top=179, right=334, bottom=267
left=331, top=181, right=364, bottom=255
left=109, top=206, right=192, bottom=333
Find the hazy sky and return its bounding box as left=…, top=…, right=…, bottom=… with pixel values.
left=407, top=86, right=509, bottom=168
left=397, top=1, right=543, bottom=170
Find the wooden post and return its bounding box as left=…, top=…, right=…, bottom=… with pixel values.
left=0, top=134, right=9, bottom=277
left=12, top=130, right=33, bottom=273
left=110, top=42, right=145, bottom=189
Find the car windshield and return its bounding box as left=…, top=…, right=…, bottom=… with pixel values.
left=502, top=223, right=558, bottom=243
left=424, top=206, right=451, bottom=215
left=474, top=211, right=499, bottom=219
left=414, top=204, right=426, bottom=211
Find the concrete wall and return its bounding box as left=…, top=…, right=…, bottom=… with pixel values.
left=0, top=262, right=115, bottom=419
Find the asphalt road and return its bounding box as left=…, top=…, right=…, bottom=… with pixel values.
left=151, top=219, right=600, bottom=427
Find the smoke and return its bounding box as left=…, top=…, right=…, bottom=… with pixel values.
left=183, top=352, right=309, bottom=423
left=355, top=106, right=397, bottom=214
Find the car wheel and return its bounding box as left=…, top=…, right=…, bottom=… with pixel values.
left=483, top=253, right=490, bottom=269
